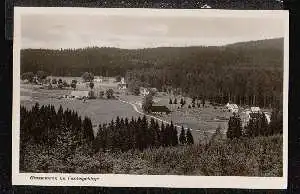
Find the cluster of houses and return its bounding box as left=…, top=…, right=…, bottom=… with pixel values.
left=225, top=103, right=271, bottom=127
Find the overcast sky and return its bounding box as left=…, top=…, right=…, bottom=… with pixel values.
left=21, top=13, right=285, bottom=49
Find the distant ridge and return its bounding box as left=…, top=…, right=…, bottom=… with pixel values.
left=225, top=38, right=284, bottom=50
left=22, top=38, right=284, bottom=51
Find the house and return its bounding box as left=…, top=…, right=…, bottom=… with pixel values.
left=117, top=77, right=128, bottom=89
left=150, top=106, right=171, bottom=114
left=70, top=90, right=90, bottom=99
left=140, top=87, right=150, bottom=96
left=225, top=103, right=239, bottom=113
left=251, top=107, right=261, bottom=113
left=240, top=110, right=271, bottom=127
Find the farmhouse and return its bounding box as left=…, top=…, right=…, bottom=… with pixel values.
left=150, top=105, right=171, bottom=114
left=70, top=90, right=90, bottom=99
left=225, top=103, right=239, bottom=113
left=140, top=87, right=150, bottom=96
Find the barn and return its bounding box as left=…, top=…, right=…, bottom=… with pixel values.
left=150, top=106, right=171, bottom=114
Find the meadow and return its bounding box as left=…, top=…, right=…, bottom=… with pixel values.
left=20, top=84, right=140, bottom=136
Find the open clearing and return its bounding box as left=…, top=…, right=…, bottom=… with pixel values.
left=20, top=84, right=140, bottom=136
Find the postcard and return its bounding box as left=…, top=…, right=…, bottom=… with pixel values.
left=12, top=7, right=289, bottom=188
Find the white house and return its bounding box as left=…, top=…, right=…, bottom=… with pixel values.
left=201, top=4, right=212, bottom=8
left=225, top=103, right=239, bottom=113
left=70, top=91, right=89, bottom=99
left=140, top=87, right=150, bottom=96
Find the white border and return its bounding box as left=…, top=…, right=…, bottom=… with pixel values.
left=12, top=7, right=289, bottom=189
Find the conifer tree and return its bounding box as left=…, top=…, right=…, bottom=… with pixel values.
left=170, top=121, right=178, bottom=146
left=141, top=115, right=149, bottom=149
left=179, top=126, right=186, bottom=145
left=160, top=122, right=165, bottom=146
left=154, top=120, right=161, bottom=147
left=186, top=128, right=194, bottom=145
left=227, top=113, right=242, bottom=139
left=83, top=117, right=94, bottom=142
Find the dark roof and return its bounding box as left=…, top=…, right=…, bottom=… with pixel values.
left=150, top=106, right=170, bottom=113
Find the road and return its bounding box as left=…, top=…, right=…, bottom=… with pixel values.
left=118, top=99, right=193, bottom=131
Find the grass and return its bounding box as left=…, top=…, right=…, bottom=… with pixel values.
left=21, top=134, right=283, bottom=176
left=20, top=84, right=140, bottom=136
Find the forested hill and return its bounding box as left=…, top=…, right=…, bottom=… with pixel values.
left=225, top=38, right=283, bottom=50
left=21, top=38, right=283, bottom=77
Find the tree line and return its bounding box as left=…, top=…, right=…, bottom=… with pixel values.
left=20, top=103, right=194, bottom=157
left=226, top=109, right=283, bottom=139
left=94, top=116, right=194, bottom=153
left=20, top=103, right=94, bottom=147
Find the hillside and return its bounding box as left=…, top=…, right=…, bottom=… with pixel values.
left=21, top=38, right=284, bottom=76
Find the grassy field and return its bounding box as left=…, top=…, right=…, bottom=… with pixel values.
left=20, top=84, right=140, bottom=136
left=119, top=93, right=231, bottom=143
left=21, top=134, right=283, bottom=176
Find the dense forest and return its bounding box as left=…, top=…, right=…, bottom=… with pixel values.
left=21, top=38, right=284, bottom=108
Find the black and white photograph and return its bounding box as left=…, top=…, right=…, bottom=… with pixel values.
left=12, top=8, right=289, bottom=188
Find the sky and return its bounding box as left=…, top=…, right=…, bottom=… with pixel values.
left=20, top=11, right=285, bottom=49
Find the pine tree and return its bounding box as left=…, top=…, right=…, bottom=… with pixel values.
left=227, top=113, right=242, bottom=139
left=83, top=117, right=94, bottom=142
left=154, top=120, right=161, bottom=147
left=141, top=115, right=149, bottom=149
left=149, top=118, right=156, bottom=147
left=174, top=98, right=177, bottom=104
left=186, top=128, right=194, bottom=145
left=160, top=122, right=166, bottom=146
left=169, top=98, right=173, bottom=105
left=170, top=121, right=178, bottom=146
left=179, top=126, right=186, bottom=145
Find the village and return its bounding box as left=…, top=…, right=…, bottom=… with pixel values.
left=20, top=73, right=272, bottom=142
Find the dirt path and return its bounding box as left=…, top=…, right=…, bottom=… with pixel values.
left=118, top=99, right=192, bottom=131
